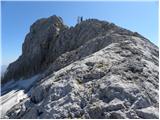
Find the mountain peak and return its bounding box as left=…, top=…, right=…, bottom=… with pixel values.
left=2, top=15, right=157, bottom=84
left=1, top=16, right=158, bottom=119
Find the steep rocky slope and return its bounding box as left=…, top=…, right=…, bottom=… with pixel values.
left=1, top=15, right=159, bottom=119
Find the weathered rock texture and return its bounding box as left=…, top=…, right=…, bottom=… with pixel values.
left=2, top=15, right=159, bottom=119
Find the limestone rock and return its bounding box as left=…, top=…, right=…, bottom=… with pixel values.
left=136, top=107, right=159, bottom=119
left=1, top=15, right=158, bottom=119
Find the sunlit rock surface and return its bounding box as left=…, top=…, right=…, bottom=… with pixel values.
left=1, top=15, right=159, bottom=119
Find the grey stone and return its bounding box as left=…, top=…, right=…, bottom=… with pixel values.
left=2, top=16, right=158, bottom=119
left=136, top=107, right=159, bottom=119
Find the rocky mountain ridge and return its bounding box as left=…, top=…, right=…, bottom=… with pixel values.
left=2, top=15, right=152, bottom=83
left=1, top=15, right=159, bottom=119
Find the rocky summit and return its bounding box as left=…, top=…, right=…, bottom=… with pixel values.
left=1, top=15, right=159, bottom=119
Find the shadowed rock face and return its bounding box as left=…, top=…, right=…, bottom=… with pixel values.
left=2, top=15, right=65, bottom=83
left=2, top=15, right=159, bottom=119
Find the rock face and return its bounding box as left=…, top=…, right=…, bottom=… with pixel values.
left=2, top=15, right=159, bottom=119
left=2, top=16, right=65, bottom=83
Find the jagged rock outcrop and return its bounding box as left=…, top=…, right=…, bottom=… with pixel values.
left=2, top=15, right=159, bottom=119
left=2, top=15, right=65, bottom=83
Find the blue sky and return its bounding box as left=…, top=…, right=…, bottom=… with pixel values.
left=1, top=1, right=158, bottom=65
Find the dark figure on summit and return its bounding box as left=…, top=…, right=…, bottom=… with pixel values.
left=77, top=16, right=83, bottom=24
